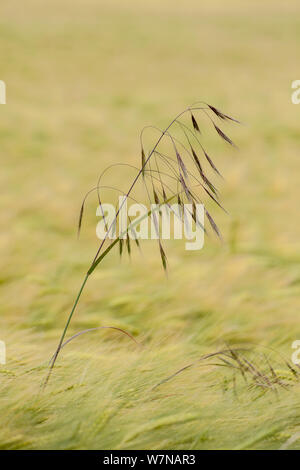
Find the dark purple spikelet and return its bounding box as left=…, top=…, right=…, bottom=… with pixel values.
left=191, top=113, right=201, bottom=133
left=208, top=104, right=240, bottom=124
left=214, top=123, right=236, bottom=147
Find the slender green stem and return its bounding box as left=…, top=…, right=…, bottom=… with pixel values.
left=42, top=273, right=89, bottom=388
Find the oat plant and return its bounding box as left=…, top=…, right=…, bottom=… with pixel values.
left=44, top=101, right=240, bottom=387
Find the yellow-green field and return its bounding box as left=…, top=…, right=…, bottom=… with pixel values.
left=1, top=0, right=300, bottom=450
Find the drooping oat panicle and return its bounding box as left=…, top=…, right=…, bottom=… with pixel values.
left=44, top=100, right=240, bottom=388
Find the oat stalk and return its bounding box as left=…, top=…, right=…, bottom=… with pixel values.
left=43, top=101, right=239, bottom=388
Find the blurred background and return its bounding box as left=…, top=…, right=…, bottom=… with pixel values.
left=1, top=0, right=300, bottom=450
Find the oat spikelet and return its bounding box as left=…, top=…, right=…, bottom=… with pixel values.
left=208, top=104, right=240, bottom=123
left=191, top=113, right=200, bottom=133
left=203, top=150, right=223, bottom=177
left=206, top=210, right=222, bottom=239
left=159, top=241, right=167, bottom=272
left=141, top=145, right=146, bottom=177
left=213, top=123, right=236, bottom=147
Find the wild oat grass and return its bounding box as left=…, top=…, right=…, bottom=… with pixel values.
left=1, top=0, right=300, bottom=450
left=45, top=101, right=240, bottom=385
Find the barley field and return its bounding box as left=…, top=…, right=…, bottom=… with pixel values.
left=1, top=0, right=300, bottom=450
